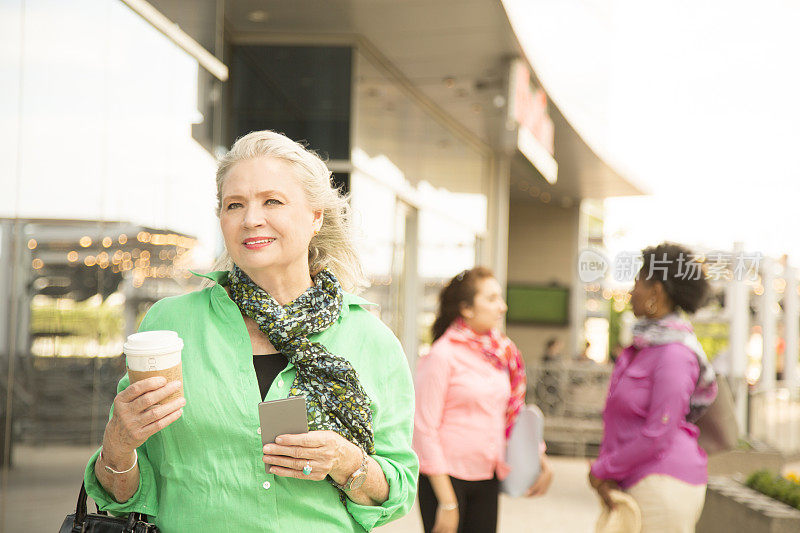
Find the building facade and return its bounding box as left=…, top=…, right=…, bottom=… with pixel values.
left=1, top=0, right=641, bottom=465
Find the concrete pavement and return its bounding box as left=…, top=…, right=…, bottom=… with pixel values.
left=381, top=456, right=601, bottom=533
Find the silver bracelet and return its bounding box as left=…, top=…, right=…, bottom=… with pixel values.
left=439, top=502, right=458, bottom=511
left=100, top=448, right=138, bottom=475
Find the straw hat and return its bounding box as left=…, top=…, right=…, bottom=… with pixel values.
left=595, top=489, right=642, bottom=533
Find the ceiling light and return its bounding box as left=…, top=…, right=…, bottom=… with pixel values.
left=247, top=10, right=269, bottom=22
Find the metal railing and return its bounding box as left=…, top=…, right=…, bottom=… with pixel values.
left=527, top=361, right=612, bottom=456
left=526, top=363, right=800, bottom=458
left=748, top=384, right=800, bottom=456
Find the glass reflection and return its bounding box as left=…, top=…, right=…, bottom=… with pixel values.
left=1, top=1, right=218, bottom=530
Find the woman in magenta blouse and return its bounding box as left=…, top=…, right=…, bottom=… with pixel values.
left=414, top=267, right=553, bottom=533
left=590, top=243, right=717, bottom=533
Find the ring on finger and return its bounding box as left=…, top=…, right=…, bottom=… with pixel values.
left=302, top=460, right=312, bottom=476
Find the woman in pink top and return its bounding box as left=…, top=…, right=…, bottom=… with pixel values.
left=590, top=243, right=717, bottom=533
left=414, top=267, right=553, bottom=533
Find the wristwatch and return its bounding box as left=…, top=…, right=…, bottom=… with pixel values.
left=332, top=446, right=368, bottom=491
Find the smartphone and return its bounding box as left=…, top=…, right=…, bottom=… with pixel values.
left=258, top=396, right=309, bottom=473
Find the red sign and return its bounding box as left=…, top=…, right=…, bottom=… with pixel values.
left=512, top=62, right=555, bottom=156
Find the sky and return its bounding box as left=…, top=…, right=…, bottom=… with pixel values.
left=502, top=0, right=800, bottom=263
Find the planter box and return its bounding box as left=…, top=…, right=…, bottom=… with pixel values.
left=697, top=476, right=800, bottom=533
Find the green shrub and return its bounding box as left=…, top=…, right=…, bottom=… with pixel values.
left=745, top=469, right=800, bottom=510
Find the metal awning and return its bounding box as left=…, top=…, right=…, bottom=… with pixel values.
left=142, top=0, right=643, bottom=199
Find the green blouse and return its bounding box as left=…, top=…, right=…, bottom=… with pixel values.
left=83, top=271, right=419, bottom=532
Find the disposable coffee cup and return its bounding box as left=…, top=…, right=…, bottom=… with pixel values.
left=124, top=330, right=184, bottom=405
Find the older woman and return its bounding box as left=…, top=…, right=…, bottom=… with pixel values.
left=589, top=243, right=716, bottom=533
left=413, top=267, right=552, bottom=533
left=83, top=131, right=419, bottom=531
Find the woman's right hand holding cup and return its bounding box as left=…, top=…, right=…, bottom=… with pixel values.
left=96, top=377, right=184, bottom=503
left=104, top=377, right=185, bottom=457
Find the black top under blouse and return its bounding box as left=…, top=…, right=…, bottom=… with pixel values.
left=252, top=353, right=289, bottom=399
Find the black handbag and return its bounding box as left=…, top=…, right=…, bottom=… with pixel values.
left=59, top=482, right=159, bottom=533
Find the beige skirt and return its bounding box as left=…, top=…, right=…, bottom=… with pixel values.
left=626, top=474, right=707, bottom=533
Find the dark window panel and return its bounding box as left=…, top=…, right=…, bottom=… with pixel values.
left=229, top=45, right=352, bottom=161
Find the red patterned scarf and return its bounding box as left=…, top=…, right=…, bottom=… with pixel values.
left=444, top=317, right=527, bottom=438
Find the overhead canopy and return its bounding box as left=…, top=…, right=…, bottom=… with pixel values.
left=144, top=0, right=643, bottom=199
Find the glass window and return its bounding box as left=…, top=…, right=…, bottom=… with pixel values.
left=351, top=50, right=489, bottom=348
left=1, top=2, right=219, bottom=530
left=229, top=45, right=352, bottom=160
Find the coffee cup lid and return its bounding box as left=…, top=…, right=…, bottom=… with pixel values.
left=124, top=330, right=184, bottom=357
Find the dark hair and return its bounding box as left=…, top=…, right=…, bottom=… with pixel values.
left=639, top=242, right=710, bottom=314
left=432, top=267, right=495, bottom=342
left=545, top=338, right=559, bottom=350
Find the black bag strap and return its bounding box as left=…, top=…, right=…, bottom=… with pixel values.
left=74, top=482, right=89, bottom=524
left=73, top=481, right=153, bottom=531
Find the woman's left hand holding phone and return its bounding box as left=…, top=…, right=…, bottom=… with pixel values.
left=262, top=430, right=361, bottom=484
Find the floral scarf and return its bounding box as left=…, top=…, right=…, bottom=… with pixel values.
left=444, top=318, right=527, bottom=438
left=227, top=265, right=375, bottom=454
left=632, top=313, right=718, bottom=423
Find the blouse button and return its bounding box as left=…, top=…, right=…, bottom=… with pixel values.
left=257, top=427, right=262, bottom=435
left=262, top=481, right=271, bottom=490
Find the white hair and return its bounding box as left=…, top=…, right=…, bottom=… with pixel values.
left=206, top=130, right=366, bottom=292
